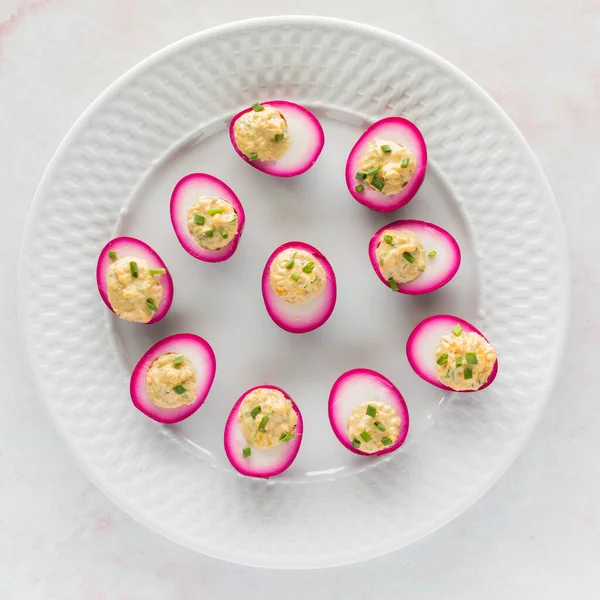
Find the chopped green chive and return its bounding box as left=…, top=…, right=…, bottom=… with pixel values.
left=249, top=152, right=258, bottom=161
left=250, top=405, right=261, bottom=419
left=388, top=278, right=399, bottom=292
left=366, top=404, right=377, bottom=418
left=381, top=144, right=392, bottom=153
left=366, top=166, right=381, bottom=176
left=172, top=384, right=186, bottom=395
left=219, top=229, right=228, bottom=239
left=352, top=438, right=361, bottom=448
left=173, top=354, right=185, bottom=366
left=242, top=447, right=251, bottom=458
left=383, top=234, right=394, bottom=245
left=284, top=258, right=295, bottom=269
left=252, top=102, right=264, bottom=112
left=452, top=324, right=463, bottom=336
left=403, top=252, right=416, bottom=263
left=207, top=208, right=224, bottom=215
left=146, top=298, right=158, bottom=312
left=355, top=184, right=364, bottom=192
left=381, top=437, right=393, bottom=446
left=455, top=356, right=463, bottom=367
left=302, top=262, right=315, bottom=274
left=279, top=432, right=296, bottom=443
left=129, top=261, right=138, bottom=278
left=291, top=273, right=299, bottom=282
left=258, top=416, right=269, bottom=431
left=428, top=250, right=437, bottom=258
left=355, top=171, right=368, bottom=181
left=371, top=176, right=384, bottom=191
left=149, top=268, right=166, bottom=275
left=466, top=352, right=478, bottom=365
left=401, top=157, right=410, bottom=168
left=360, top=431, right=372, bottom=442
left=204, top=230, right=214, bottom=238
left=437, top=353, right=449, bottom=366
left=464, top=367, right=473, bottom=380
left=374, top=422, right=386, bottom=432
left=108, top=250, right=117, bottom=260
left=274, top=133, right=285, bottom=142
left=194, top=214, right=205, bottom=225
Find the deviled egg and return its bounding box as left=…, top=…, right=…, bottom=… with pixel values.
left=328, top=369, right=409, bottom=456
left=229, top=100, right=324, bottom=177
left=262, top=241, right=337, bottom=333
left=346, top=117, right=427, bottom=212
left=369, top=220, right=461, bottom=294
left=130, top=333, right=216, bottom=423
left=224, top=385, right=303, bottom=478
left=407, top=315, right=498, bottom=392
left=96, top=237, right=173, bottom=324
left=170, top=173, right=246, bottom=262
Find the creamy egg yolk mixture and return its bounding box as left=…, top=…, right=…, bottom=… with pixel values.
left=233, top=103, right=290, bottom=161
left=106, top=256, right=163, bottom=323
left=187, top=196, right=239, bottom=251
left=238, top=388, right=298, bottom=450
left=357, top=139, right=416, bottom=195
left=145, top=352, right=197, bottom=409
left=347, top=401, right=401, bottom=453
left=375, top=229, right=425, bottom=286
left=269, top=248, right=327, bottom=305
left=435, top=326, right=497, bottom=391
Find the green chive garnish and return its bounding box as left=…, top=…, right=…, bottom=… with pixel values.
left=437, top=353, right=448, bottom=366
left=252, top=102, right=264, bottom=112
left=194, top=214, right=205, bottom=225
left=352, top=438, right=361, bottom=448
left=383, top=234, right=394, bottom=245
left=274, top=133, right=285, bottom=142
left=146, top=298, right=158, bottom=312
left=401, top=157, right=410, bottom=168
left=291, top=273, right=299, bottom=282
left=355, top=184, right=364, bottom=192
left=129, top=261, right=138, bottom=278
left=381, top=437, right=393, bottom=446
left=242, top=447, right=251, bottom=458
left=374, top=422, right=386, bottom=432
left=452, top=324, right=463, bottom=336
left=219, top=229, right=228, bottom=239
left=173, top=354, right=184, bottom=366
left=464, top=367, right=473, bottom=380
left=250, top=405, right=261, bottom=419
left=381, top=144, right=392, bottom=153
left=279, top=432, right=296, bottom=443
left=360, top=431, right=372, bottom=442
left=428, top=250, right=437, bottom=258
left=284, top=258, right=295, bottom=269
left=302, top=262, right=315, bottom=274
left=172, top=384, right=186, bottom=395
left=258, top=416, right=269, bottom=431
left=355, top=171, right=368, bottom=180
left=366, top=404, right=377, bottom=418
left=366, top=166, right=381, bottom=176
left=455, top=356, right=463, bottom=367
left=371, top=176, right=384, bottom=191
left=108, top=251, right=117, bottom=260
left=466, top=352, right=478, bottom=365
left=249, top=152, right=258, bottom=161
left=207, top=208, right=223, bottom=215
left=388, top=278, right=398, bottom=292
left=403, top=252, right=416, bottom=263
left=149, top=268, right=166, bottom=275
left=204, top=230, right=214, bottom=238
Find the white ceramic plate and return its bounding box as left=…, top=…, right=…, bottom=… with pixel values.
left=18, top=16, right=568, bottom=568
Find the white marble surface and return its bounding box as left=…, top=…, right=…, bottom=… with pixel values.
left=0, top=0, right=598, bottom=597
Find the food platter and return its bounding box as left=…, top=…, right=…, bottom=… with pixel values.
left=18, top=16, right=568, bottom=568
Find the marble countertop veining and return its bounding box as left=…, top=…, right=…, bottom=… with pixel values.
left=1, top=1, right=598, bottom=598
